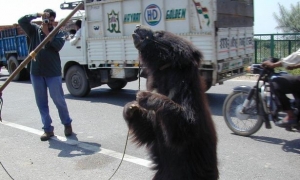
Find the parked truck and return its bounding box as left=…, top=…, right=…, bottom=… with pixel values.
left=0, top=28, right=30, bottom=80
left=1, top=0, right=254, bottom=97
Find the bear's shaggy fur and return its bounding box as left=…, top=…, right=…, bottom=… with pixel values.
left=123, top=25, right=218, bottom=180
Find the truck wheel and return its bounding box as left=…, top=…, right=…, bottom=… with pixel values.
left=65, top=65, right=91, bottom=97
left=107, top=80, right=127, bottom=90
left=7, top=56, right=29, bottom=81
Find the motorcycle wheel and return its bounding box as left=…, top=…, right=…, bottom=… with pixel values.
left=223, top=91, right=264, bottom=136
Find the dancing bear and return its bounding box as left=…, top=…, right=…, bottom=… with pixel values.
left=123, top=25, right=218, bottom=180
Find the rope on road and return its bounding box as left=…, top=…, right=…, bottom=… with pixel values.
left=107, top=61, right=142, bottom=180
left=0, top=161, right=14, bottom=180
left=107, top=130, right=130, bottom=180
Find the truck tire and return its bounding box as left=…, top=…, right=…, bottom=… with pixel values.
left=107, top=80, right=127, bottom=90
left=65, top=65, right=91, bottom=97
left=7, top=56, right=29, bottom=81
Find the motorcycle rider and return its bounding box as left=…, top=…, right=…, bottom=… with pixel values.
left=262, top=49, right=300, bottom=127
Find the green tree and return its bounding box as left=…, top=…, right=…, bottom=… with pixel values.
left=273, top=2, right=300, bottom=32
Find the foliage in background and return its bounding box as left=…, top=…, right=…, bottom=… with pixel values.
left=273, top=2, right=300, bottom=33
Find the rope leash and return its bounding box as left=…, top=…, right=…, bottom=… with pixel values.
left=108, top=60, right=141, bottom=180
left=107, top=130, right=130, bottom=180
left=0, top=161, right=14, bottom=180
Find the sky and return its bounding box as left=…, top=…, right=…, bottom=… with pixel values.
left=0, top=0, right=298, bottom=34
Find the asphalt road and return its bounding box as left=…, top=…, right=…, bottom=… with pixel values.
left=0, top=69, right=299, bottom=180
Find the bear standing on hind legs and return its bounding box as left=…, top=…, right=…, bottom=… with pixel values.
left=123, top=25, right=218, bottom=180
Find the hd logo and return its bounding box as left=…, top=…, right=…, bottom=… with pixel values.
left=144, top=4, right=161, bottom=26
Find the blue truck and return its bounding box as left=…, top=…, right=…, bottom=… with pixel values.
left=0, top=28, right=30, bottom=80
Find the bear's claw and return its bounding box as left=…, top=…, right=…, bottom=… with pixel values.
left=129, top=104, right=138, bottom=110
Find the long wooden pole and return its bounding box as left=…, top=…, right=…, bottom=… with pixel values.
left=0, top=2, right=84, bottom=92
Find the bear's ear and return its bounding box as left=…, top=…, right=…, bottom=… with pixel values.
left=154, top=31, right=164, bottom=38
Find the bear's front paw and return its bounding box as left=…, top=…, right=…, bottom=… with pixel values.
left=136, top=91, right=151, bottom=108
left=123, top=101, right=140, bottom=120
left=137, top=91, right=160, bottom=110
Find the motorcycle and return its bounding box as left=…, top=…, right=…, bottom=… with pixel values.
left=223, top=58, right=300, bottom=136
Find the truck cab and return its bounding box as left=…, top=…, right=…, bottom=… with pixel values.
left=60, top=18, right=86, bottom=67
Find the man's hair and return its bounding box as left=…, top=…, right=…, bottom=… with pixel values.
left=43, top=9, right=56, bottom=18
left=75, top=19, right=82, bottom=28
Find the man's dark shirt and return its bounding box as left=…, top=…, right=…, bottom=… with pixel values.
left=18, top=14, right=65, bottom=77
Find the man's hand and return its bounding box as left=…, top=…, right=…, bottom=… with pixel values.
left=261, top=60, right=275, bottom=69
left=36, top=12, right=50, bottom=18
left=286, top=64, right=300, bottom=70
left=261, top=60, right=282, bottom=69
left=40, top=12, right=50, bottom=36
left=42, top=12, right=50, bottom=19
left=41, top=24, right=50, bottom=36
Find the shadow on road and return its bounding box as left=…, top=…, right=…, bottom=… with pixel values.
left=250, top=135, right=300, bottom=154
left=0, top=76, right=31, bottom=85
left=65, top=88, right=137, bottom=107
left=48, top=133, right=102, bottom=157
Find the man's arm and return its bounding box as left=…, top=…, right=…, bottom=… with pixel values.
left=70, top=29, right=81, bottom=46
left=261, top=60, right=282, bottom=69
left=281, top=49, right=300, bottom=68
left=262, top=49, right=300, bottom=69
left=18, top=13, right=41, bottom=36
left=286, top=63, right=300, bottom=70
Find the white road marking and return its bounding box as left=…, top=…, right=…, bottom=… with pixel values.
left=0, top=120, right=152, bottom=168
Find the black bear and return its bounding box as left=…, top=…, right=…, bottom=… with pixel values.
left=123, top=25, right=218, bottom=180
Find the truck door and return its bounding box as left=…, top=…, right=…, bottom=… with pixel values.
left=60, top=18, right=85, bottom=66
left=60, top=30, right=84, bottom=63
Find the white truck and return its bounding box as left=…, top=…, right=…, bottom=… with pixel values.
left=59, top=0, right=254, bottom=97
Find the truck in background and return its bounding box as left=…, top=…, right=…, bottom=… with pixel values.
left=1, top=0, right=254, bottom=97
left=0, top=27, right=30, bottom=80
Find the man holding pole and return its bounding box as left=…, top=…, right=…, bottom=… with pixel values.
left=18, top=9, right=73, bottom=141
